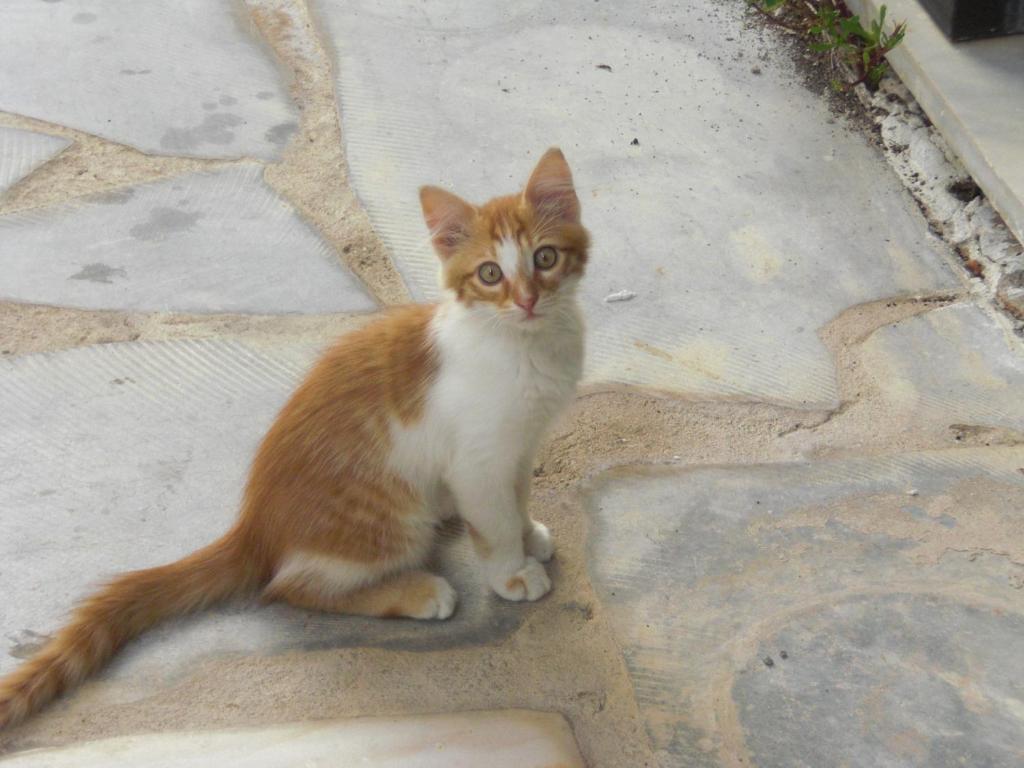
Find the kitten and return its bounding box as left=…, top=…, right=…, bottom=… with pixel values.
left=0, top=147, right=589, bottom=728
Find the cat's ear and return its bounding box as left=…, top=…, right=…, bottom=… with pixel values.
left=419, top=186, right=476, bottom=260
left=524, top=147, right=580, bottom=225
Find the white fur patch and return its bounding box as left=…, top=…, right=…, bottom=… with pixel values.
left=388, top=297, right=583, bottom=540
left=496, top=237, right=521, bottom=278
left=392, top=300, right=582, bottom=463
left=269, top=551, right=382, bottom=595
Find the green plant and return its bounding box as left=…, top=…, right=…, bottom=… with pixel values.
left=749, top=1, right=907, bottom=90
left=810, top=4, right=906, bottom=87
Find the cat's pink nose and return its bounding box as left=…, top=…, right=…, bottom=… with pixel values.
left=515, top=294, right=538, bottom=316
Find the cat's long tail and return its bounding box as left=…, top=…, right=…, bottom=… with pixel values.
left=0, top=525, right=264, bottom=730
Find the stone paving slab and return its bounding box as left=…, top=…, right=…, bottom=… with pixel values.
left=0, top=166, right=376, bottom=314
left=847, top=0, right=1024, bottom=248
left=0, top=127, right=70, bottom=194
left=0, top=710, right=585, bottom=768
left=315, top=0, right=960, bottom=406
left=735, top=593, right=1024, bottom=768
left=0, top=1, right=297, bottom=161
left=860, top=302, right=1024, bottom=431
left=0, top=340, right=528, bottom=698
left=588, top=446, right=1024, bottom=765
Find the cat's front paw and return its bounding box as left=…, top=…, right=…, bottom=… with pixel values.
left=525, top=521, right=554, bottom=562
left=493, top=557, right=551, bottom=602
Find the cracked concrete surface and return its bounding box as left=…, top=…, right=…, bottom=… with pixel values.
left=1, top=1, right=1023, bottom=766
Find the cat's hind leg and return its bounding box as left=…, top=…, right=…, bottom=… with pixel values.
left=263, top=552, right=457, bottom=620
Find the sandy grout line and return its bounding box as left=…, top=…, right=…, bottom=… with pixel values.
left=529, top=291, right=1011, bottom=494
left=0, top=301, right=380, bottom=358
left=0, top=110, right=249, bottom=217
left=244, top=0, right=411, bottom=306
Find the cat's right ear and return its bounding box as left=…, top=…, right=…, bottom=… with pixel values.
left=419, top=186, right=476, bottom=260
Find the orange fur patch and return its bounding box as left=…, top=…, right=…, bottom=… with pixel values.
left=466, top=522, right=493, bottom=557
left=242, top=304, right=439, bottom=566
left=269, top=569, right=445, bottom=619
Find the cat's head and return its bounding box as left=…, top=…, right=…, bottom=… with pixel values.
left=419, top=148, right=589, bottom=330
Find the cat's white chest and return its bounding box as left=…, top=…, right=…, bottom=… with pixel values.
left=388, top=302, right=583, bottom=492
left=467, top=337, right=577, bottom=427
left=435, top=307, right=582, bottom=435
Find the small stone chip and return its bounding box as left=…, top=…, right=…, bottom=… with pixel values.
left=604, top=289, right=637, bottom=303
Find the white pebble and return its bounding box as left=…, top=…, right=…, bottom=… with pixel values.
left=604, top=289, right=637, bottom=303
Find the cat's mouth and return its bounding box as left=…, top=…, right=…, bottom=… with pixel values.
left=516, top=307, right=544, bottom=322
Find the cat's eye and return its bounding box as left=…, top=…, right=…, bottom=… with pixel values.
left=477, top=261, right=503, bottom=285
left=533, top=246, right=558, bottom=270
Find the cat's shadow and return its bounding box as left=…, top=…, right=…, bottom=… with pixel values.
left=284, top=517, right=532, bottom=652
left=97, top=520, right=547, bottom=688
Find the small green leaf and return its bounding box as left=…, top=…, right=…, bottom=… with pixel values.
left=841, top=16, right=871, bottom=42
left=867, top=62, right=888, bottom=86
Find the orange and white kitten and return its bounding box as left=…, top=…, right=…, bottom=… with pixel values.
left=0, top=147, right=588, bottom=728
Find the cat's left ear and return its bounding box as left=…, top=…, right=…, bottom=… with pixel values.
left=524, top=147, right=580, bottom=225
left=420, top=186, right=476, bottom=260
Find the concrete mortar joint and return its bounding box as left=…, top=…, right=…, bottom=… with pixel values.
left=0, top=110, right=244, bottom=217
left=242, top=0, right=410, bottom=306
left=853, top=78, right=1024, bottom=335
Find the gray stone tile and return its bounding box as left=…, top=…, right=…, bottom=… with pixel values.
left=0, top=165, right=375, bottom=314
left=861, top=303, right=1024, bottom=431
left=0, top=127, right=70, bottom=193
left=735, top=594, right=1024, bottom=768
left=0, top=710, right=585, bottom=768
left=314, top=0, right=959, bottom=406
left=588, top=448, right=1024, bottom=763
left=0, top=1, right=297, bottom=160
left=0, top=340, right=527, bottom=697
left=848, top=0, right=1024, bottom=247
